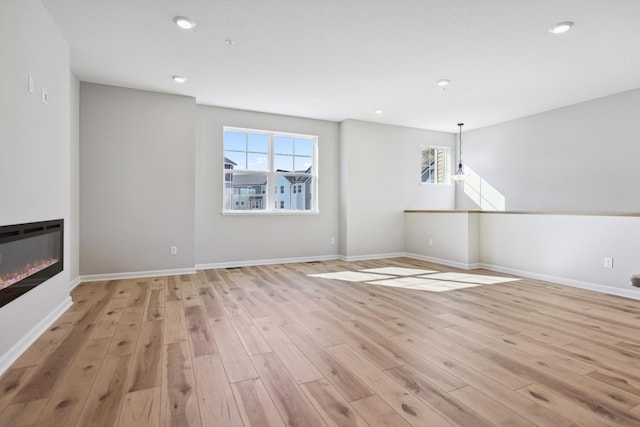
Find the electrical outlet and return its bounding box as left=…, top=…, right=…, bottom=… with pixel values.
left=330, top=237, right=335, bottom=245
left=604, top=257, right=613, bottom=269
left=41, top=88, right=48, bottom=104
left=170, top=246, right=177, bottom=256
left=429, top=238, right=433, bottom=246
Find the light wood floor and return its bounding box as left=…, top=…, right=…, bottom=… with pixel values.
left=2, top=258, right=640, bottom=426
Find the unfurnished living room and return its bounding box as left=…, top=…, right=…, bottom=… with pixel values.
left=2, top=0, right=640, bottom=426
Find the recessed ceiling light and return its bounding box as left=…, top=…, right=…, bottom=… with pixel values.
left=436, top=79, right=450, bottom=88
left=549, top=21, right=574, bottom=34
left=374, top=109, right=383, bottom=114
left=173, top=16, right=196, bottom=30
left=172, top=75, right=187, bottom=83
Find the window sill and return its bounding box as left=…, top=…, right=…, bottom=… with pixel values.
left=221, top=210, right=320, bottom=216
left=420, top=182, right=452, bottom=187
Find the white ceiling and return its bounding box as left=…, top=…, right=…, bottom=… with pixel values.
left=42, top=0, right=640, bottom=133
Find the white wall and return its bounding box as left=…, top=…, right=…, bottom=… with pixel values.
left=444, top=89, right=640, bottom=298
left=80, top=83, right=196, bottom=275
left=195, top=106, right=340, bottom=266
left=480, top=213, right=640, bottom=298
left=405, top=211, right=640, bottom=299
left=405, top=211, right=479, bottom=268
left=340, top=120, right=455, bottom=258
left=457, top=88, right=640, bottom=212
left=0, top=0, right=72, bottom=368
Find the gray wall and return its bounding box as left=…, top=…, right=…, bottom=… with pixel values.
left=195, top=106, right=340, bottom=265
left=340, top=120, right=455, bottom=258
left=457, top=88, right=640, bottom=212
left=0, top=0, right=72, bottom=363
left=80, top=83, right=196, bottom=274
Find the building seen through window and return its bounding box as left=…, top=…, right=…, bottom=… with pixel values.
left=421, top=145, right=451, bottom=185
left=223, top=128, right=317, bottom=212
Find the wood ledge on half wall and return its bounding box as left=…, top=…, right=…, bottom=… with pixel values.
left=404, top=210, right=640, bottom=217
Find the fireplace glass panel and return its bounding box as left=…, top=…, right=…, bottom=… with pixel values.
left=0, top=220, right=63, bottom=308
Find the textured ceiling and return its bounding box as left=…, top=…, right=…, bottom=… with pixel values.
left=42, top=0, right=640, bottom=132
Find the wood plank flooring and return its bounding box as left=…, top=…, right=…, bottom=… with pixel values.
left=2, top=257, right=640, bottom=426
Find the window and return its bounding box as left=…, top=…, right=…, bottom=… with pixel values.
left=421, top=145, right=451, bottom=184
left=224, top=127, right=317, bottom=213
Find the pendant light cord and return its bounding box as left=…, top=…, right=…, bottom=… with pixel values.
left=457, top=122, right=464, bottom=165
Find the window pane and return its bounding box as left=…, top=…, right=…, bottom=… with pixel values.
left=421, top=146, right=448, bottom=184
left=421, top=148, right=434, bottom=183
left=294, top=155, right=312, bottom=172
left=223, top=128, right=317, bottom=213
left=274, top=136, right=293, bottom=154
left=274, top=154, right=293, bottom=172
left=248, top=152, right=268, bottom=171
left=248, top=133, right=268, bottom=153
left=224, top=150, right=246, bottom=170
left=294, top=138, right=313, bottom=156
left=224, top=131, right=246, bottom=151
left=224, top=173, right=267, bottom=211
left=274, top=175, right=313, bottom=210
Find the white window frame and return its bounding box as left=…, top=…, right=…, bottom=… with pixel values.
left=223, top=127, right=319, bottom=215
left=420, top=145, right=451, bottom=185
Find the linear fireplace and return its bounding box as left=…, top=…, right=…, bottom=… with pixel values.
left=0, top=219, right=63, bottom=308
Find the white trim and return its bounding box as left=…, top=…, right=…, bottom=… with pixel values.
left=405, top=252, right=478, bottom=270
left=223, top=127, right=318, bottom=214
left=196, top=254, right=339, bottom=270
left=405, top=252, right=640, bottom=301
left=69, top=276, right=82, bottom=291
left=79, top=268, right=196, bottom=283
left=0, top=296, right=72, bottom=376
left=221, top=210, right=319, bottom=216
left=478, top=263, right=640, bottom=301
left=339, top=252, right=407, bottom=262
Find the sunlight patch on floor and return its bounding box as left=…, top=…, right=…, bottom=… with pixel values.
left=366, top=276, right=439, bottom=288
left=359, top=267, right=438, bottom=276
left=307, top=266, right=520, bottom=293
left=367, top=278, right=480, bottom=292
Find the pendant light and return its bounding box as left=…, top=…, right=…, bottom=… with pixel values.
left=452, top=122, right=466, bottom=182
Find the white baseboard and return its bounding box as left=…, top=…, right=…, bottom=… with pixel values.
left=76, top=255, right=640, bottom=302
left=405, top=252, right=478, bottom=270
left=69, top=276, right=82, bottom=291
left=339, top=252, right=407, bottom=262
left=79, top=267, right=196, bottom=283
left=196, top=254, right=340, bottom=270
left=0, top=296, right=73, bottom=376
left=406, top=252, right=640, bottom=301
left=479, top=263, right=640, bottom=301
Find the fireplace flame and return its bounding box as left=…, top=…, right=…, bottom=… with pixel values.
left=0, top=258, right=60, bottom=291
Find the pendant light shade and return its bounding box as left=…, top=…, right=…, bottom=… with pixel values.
left=452, top=122, right=466, bottom=182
